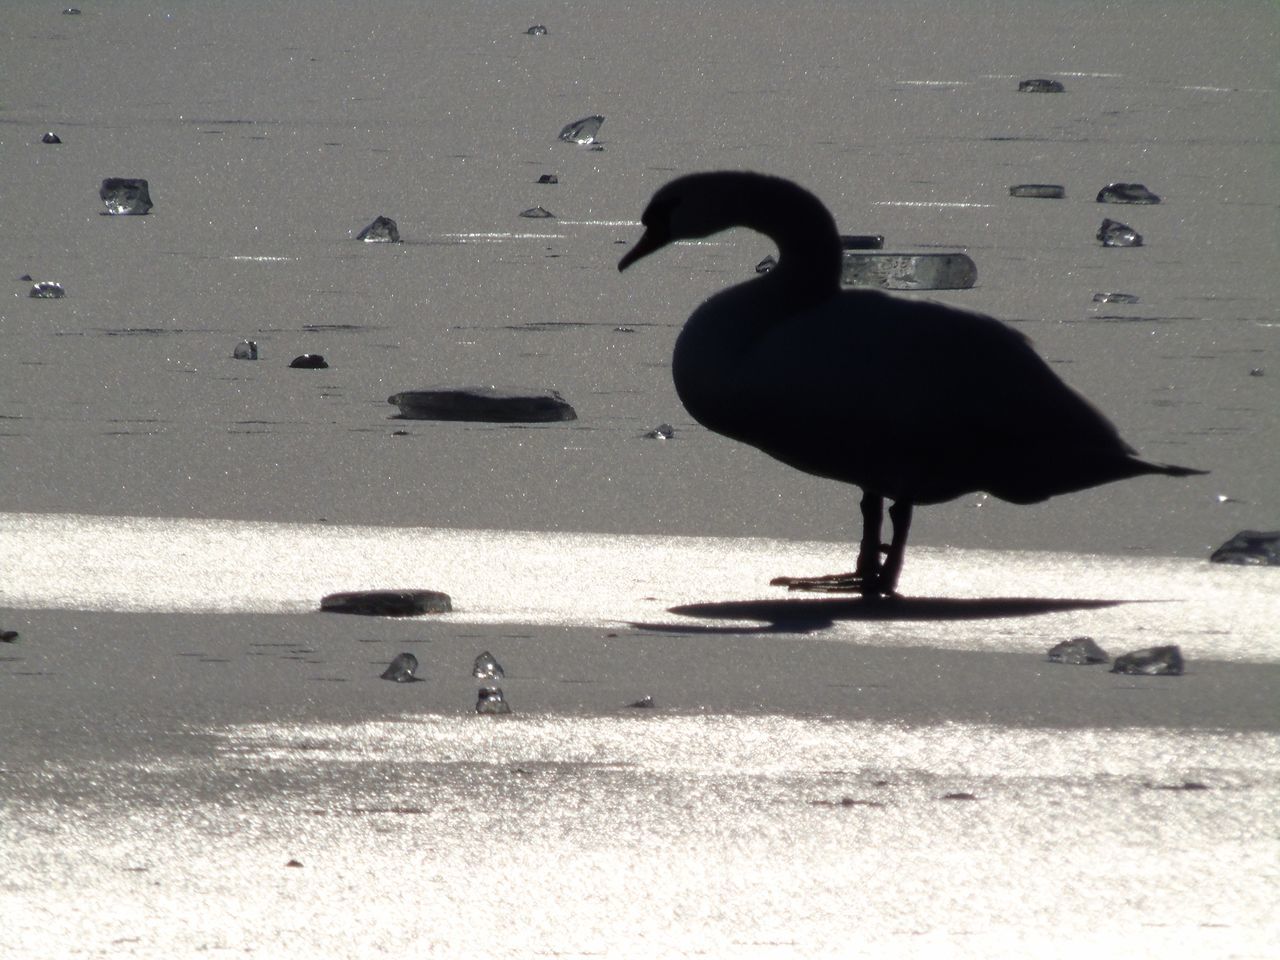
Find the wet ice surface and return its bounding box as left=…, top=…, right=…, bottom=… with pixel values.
left=4, top=714, right=1277, bottom=958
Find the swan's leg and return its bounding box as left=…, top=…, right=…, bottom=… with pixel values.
left=877, top=499, right=913, bottom=595
left=770, top=491, right=890, bottom=594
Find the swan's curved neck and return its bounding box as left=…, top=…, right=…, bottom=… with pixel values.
left=741, top=178, right=842, bottom=305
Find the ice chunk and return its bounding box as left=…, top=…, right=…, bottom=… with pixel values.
left=289, top=353, right=328, bottom=369
left=840, top=234, right=885, bottom=250
left=320, top=589, right=453, bottom=616
left=1096, top=182, right=1161, bottom=204
left=29, top=282, right=66, bottom=299
left=1009, top=184, right=1064, bottom=199
left=1093, top=292, right=1139, bottom=304
left=1111, top=645, right=1184, bottom=676
left=841, top=252, right=976, bottom=290
left=525, top=25, right=548, bottom=35
left=755, top=255, right=777, bottom=274
left=389, top=385, right=577, bottom=423
left=99, top=178, right=153, bottom=215
left=476, top=686, right=511, bottom=714
left=356, top=215, right=400, bottom=242
left=558, top=115, right=604, bottom=144
left=626, top=695, right=655, bottom=709
left=473, top=651, right=505, bottom=680
left=1097, top=218, right=1142, bottom=247
left=644, top=423, right=674, bottom=440
left=1209, top=530, right=1280, bottom=566
left=537, top=174, right=559, bottom=184
left=232, top=339, right=258, bottom=360
left=41, top=132, right=62, bottom=144
left=519, top=206, right=555, bottom=219
left=1018, top=78, right=1064, bottom=93
left=1047, top=636, right=1110, bottom=664
left=380, top=652, right=420, bottom=682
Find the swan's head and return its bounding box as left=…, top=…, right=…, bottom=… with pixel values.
left=618, top=171, right=782, bottom=271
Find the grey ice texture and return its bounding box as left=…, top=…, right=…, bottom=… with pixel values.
left=28, top=282, right=65, bottom=299
left=356, top=216, right=401, bottom=242
left=1096, top=183, right=1161, bottom=204
left=473, top=651, right=505, bottom=680
left=476, top=686, right=511, bottom=714
left=1097, top=219, right=1142, bottom=247
left=319, top=589, right=453, bottom=616
left=380, top=652, right=419, bottom=682
left=841, top=252, right=977, bottom=290
left=1210, top=530, right=1280, bottom=566
left=1111, top=645, right=1185, bottom=676
left=1047, top=636, right=1110, bottom=664
left=99, top=178, right=152, bottom=215
left=1009, top=184, right=1065, bottom=199
left=233, top=340, right=259, bottom=360
left=388, top=386, right=577, bottom=423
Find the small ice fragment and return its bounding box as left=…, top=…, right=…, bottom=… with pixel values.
left=0, top=630, right=18, bottom=643
left=1009, top=184, right=1064, bottom=199
left=1018, top=78, right=1064, bottom=93
left=1111, top=644, right=1184, bottom=676
left=29, top=281, right=66, bottom=299
left=380, top=652, right=419, bottom=682
left=1097, top=218, right=1142, bottom=247
left=41, top=132, right=62, bottom=144
left=233, top=339, right=259, bottom=360
left=1248, top=368, right=1264, bottom=377
left=537, top=174, right=559, bottom=184
left=841, top=252, right=977, bottom=290
left=626, top=695, right=655, bottom=709
left=1047, top=636, right=1110, bottom=664
left=1092, top=292, right=1139, bottom=304
left=525, top=24, right=548, bottom=35
left=644, top=423, right=674, bottom=440
left=476, top=686, right=512, bottom=714
left=473, top=651, right=505, bottom=680
left=755, top=255, right=777, bottom=274
left=558, top=115, right=604, bottom=145
left=1209, top=530, right=1280, bottom=565
left=289, top=354, right=328, bottom=369
left=321, top=589, right=453, bottom=615
left=519, top=206, right=555, bottom=219
left=356, top=215, right=400, bottom=242
left=99, top=178, right=153, bottom=215
left=63, top=7, right=81, bottom=14
left=1096, top=182, right=1161, bottom=204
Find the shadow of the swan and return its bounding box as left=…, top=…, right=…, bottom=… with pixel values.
left=629, top=596, right=1131, bottom=635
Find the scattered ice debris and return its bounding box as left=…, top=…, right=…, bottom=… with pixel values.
left=525, top=24, right=548, bottom=35
left=558, top=115, right=604, bottom=145
left=1009, top=184, right=1064, bottom=199
left=1018, top=78, right=1064, bottom=93
left=644, top=423, right=674, bottom=440
left=519, top=206, right=555, bottom=219
left=840, top=234, right=885, bottom=250
left=1097, top=218, right=1142, bottom=247
left=537, top=174, right=559, bottom=184
left=99, top=178, right=153, bottom=215
left=320, top=589, right=453, bottom=616
left=41, top=132, right=62, bottom=144
left=1047, top=636, right=1110, bottom=664
left=626, top=695, right=655, bottom=709
left=380, top=652, right=420, bottom=682
left=389, top=385, right=577, bottom=423
left=476, top=686, right=511, bottom=714
left=473, top=651, right=505, bottom=680
left=755, top=255, right=777, bottom=274
left=28, top=281, right=66, bottom=299
left=1093, top=292, right=1139, bottom=304
left=289, top=353, right=328, bottom=369
left=1209, top=530, right=1280, bottom=566
left=356, top=215, right=401, bottom=242
left=1096, top=182, right=1161, bottom=204
left=1111, top=644, right=1184, bottom=676
left=841, top=251, right=976, bottom=290
left=0, top=630, right=18, bottom=643
left=232, top=339, right=259, bottom=360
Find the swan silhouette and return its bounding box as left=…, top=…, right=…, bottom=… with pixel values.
left=618, top=171, right=1206, bottom=597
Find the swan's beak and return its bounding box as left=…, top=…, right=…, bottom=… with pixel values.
left=617, top=224, right=670, bottom=271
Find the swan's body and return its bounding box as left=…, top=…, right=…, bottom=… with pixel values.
left=618, top=171, right=1205, bottom=596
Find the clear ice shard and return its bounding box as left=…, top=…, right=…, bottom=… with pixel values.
left=1092, top=292, right=1139, bottom=304
left=1111, top=645, right=1184, bottom=676
left=473, top=651, right=505, bottom=679
left=29, top=282, right=66, bottom=299
left=477, top=686, right=512, bottom=714
left=1047, top=636, right=1110, bottom=664
left=1009, top=184, right=1065, bottom=199
left=644, top=423, right=674, bottom=440
left=1018, top=78, right=1064, bottom=93
left=99, top=178, right=153, bottom=215
left=233, top=339, right=259, bottom=360
left=1096, top=182, right=1161, bottom=204
left=357, top=215, right=400, bottom=242
left=558, top=115, right=604, bottom=144
left=378, top=655, right=419, bottom=686
left=1097, top=218, right=1142, bottom=247
left=519, top=206, right=555, bottom=219
left=381, top=652, right=419, bottom=682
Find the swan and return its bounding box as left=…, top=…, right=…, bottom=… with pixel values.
left=617, top=171, right=1206, bottom=597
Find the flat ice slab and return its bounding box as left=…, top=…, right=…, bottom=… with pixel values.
left=841, top=251, right=977, bottom=290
